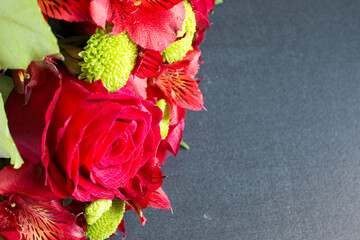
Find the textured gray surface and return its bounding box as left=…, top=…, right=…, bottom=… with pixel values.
left=115, top=1, right=360, bottom=239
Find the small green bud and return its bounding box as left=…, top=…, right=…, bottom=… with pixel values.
left=162, top=0, right=196, bottom=63
left=79, top=29, right=138, bottom=92
left=85, top=198, right=125, bottom=240
left=156, top=99, right=171, bottom=139
left=60, top=44, right=83, bottom=77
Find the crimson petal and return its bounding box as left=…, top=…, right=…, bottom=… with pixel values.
left=89, top=0, right=108, bottom=29
left=126, top=3, right=185, bottom=51
left=106, top=0, right=137, bottom=35
left=125, top=75, right=148, bottom=99
left=132, top=50, right=163, bottom=79
left=156, top=104, right=186, bottom=164
left=38, top=0, right=91, bottom=22
left=6, top=71, right=61, bottom=166
left=170, top=49, right=201, bottom=77
left=0, top=164, right=56, bottom=200
left=148, top=187, right=171, bottom=210
left=139, top=0, right=183, bottom=9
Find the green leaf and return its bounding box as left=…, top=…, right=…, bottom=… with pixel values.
left=62, top=198, right=73, bottom=207
left=0, top=75, right=14, bottom=102
left=0, top=93, right=23, bottom=168
left=0, top=0, right=59, bottom=69
left=215, top=0, right=223, bottom=4
left=180, top=140, right=190, bottom=150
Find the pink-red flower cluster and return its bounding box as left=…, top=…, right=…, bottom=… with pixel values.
left=1, top=0, right=215, bottom=239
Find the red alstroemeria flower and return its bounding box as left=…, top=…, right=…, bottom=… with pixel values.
left=152, top=50, right=205, bottom=111
left=131, top=49, right=204, bottom=111
left=90, top=0, right=185, bottom=51
left=0, top=163, right=85, bottom=240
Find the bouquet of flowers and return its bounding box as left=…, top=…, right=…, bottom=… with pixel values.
left=0, top=0, right=216, bottom=239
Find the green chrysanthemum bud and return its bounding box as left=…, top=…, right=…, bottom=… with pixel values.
left=79, top=29, right=137, bottom=92
left=162, top=0, right=196, bottom=63
left=85, top=198, right=125, bottom=240
left=85, top=199, right=112, bottom=225
left=156, top=99, right=171, bottom=139
left=60, top=43, right=83, bottom=77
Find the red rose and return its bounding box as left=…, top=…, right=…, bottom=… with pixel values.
left=6, top=69, right=164, bottom=206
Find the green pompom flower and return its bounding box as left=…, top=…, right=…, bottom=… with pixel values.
left=162, top=0, right=196, bottom=63
left=85, top=199, right=112, bottom=225
left=156, top=99, right=171, bottom=139
left=79, top=29, right=137, bottom=93
left=85, top=198, right=125, bottom=240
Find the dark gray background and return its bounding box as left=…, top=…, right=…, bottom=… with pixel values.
left=116, top=1, right=360, bottom=239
